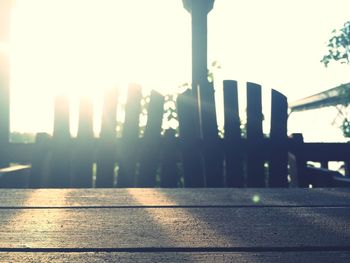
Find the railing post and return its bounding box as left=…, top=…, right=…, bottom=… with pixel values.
left=182, top=0, right=214, bottom=101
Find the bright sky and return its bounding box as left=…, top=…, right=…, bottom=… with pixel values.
left=8, top=0, right=350, bottom=138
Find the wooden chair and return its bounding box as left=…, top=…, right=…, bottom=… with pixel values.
left=18, top=80, right=292, bottom=188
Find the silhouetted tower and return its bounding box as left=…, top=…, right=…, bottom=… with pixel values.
left=182, top=0, right=214, bottom=100
left=0, top=0, right=12, bottom=148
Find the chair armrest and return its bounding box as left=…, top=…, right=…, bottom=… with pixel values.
left=305, top=167, right=341, bottom=187
left=333, top=174, right=350, bottom=187
left=0, top=164, right=31, bottom=188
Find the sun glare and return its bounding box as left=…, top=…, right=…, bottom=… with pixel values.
left=7, top=0, right=350, bottom=141
left=10, top=0, right=191, bottom=134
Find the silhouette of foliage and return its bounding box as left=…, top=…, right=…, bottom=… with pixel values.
left=321, top=21, right=350, bottom=67
left=322, top=22, right=350, bottom=138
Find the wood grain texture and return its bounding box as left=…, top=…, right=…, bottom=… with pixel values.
left=0, top=188, right=349, bottom=207
left=0, top=252, right=349, bottom=263
left=0, top=207, right=349, bottom=248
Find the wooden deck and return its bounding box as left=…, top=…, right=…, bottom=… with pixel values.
left=0, top=188, right=349, bottom=262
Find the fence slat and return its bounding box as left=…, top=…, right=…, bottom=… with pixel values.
left=138, top=90, right=164, bottom=187
left=269, top=89, right=288, bottom=187
left=198, top=81, right=224, bottom=187
left=246, top=82, right=265, bottom=187
left=96, top=90, right=118, bottom=187
left=72, top=97, right=94, bottom=188
left=160, top=129, right=179, bottom=187
left=177, top=89, right=204, bottom=187
left=117, top=84, right=142, bottom=187
left=49, top=95, right=71, bottom=188
left=223, top=80, right=244, bottom=187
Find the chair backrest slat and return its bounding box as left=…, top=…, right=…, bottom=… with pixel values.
left=95, top=89, right=118, bottom=187
left=177, top=89, right=204, bottom=187
left=72, top=97, right=94, bottom=188
left=50, top=95, right=71, bottom=188
left=246, top=82, right=265, bottom=187
left=269, top=89, right=289, bottom=187
left=160, top=128, right=179, bottom=187
left=223, top=80, right=244, bottom=187
left=118, top=84, right=142, bottom=187
left=198, top=82, right=224, bottom=187
left=138, top=90, right=164, bottom=187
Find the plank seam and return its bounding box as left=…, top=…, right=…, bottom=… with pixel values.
left=0, top=205, right=349, bottom=209
left=0, top=246, right=349, bottom=253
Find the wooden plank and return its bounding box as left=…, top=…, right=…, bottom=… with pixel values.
left=0, top=188, right=349, bottom=207
left=177, top=89, right=204, bottom=187
left=0, top=252, right=349, bottom=263
left=198, top=81, right=224, bottom=187
left=223, top=80, right=244, bottom=187
left=71, top=97, right=94, bottom=188
left=96, top=89, right=118, bottom=187
left=0, top=207, right=348, bottom=248
left=269, top=89, right=288, bottom=187
left=49, top=96, right=71, bottom=188
left=30, top=133, right=51, bottom=188
left=117, top=84, right=142, bottom=187
left=160, top=129, right=179, bottom=187
left=246, top=82, right=265, bottom=187
left=138, top=91, right=164, bottom=187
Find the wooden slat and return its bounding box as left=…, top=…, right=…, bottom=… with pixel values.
left=30, top=133, right=51, bottom=188
left=138, top=91, right=165, bottom=187
left=49, top=96, right=71, bottom=188
left=160, top=129, right=179, bottom=187
left=223, top=80, right=244, bottom=187
left=0, top=252, right=349, bottom=263
left=71, top=97, right=94, bottom=188
left=117, top=84, right=142, bottom=187
left=269, top=89, right=288, bottom=187
left=0, top=188, right=349, bottom=207
left=0, top=207, right=348, bottom=248
left=96, top=89, right=118, bottom=187
left=198, top=81, right=223, bottom=187
left=246, top=82, right=265, bottom=187
left=177, top=89, right=204, bottom=187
